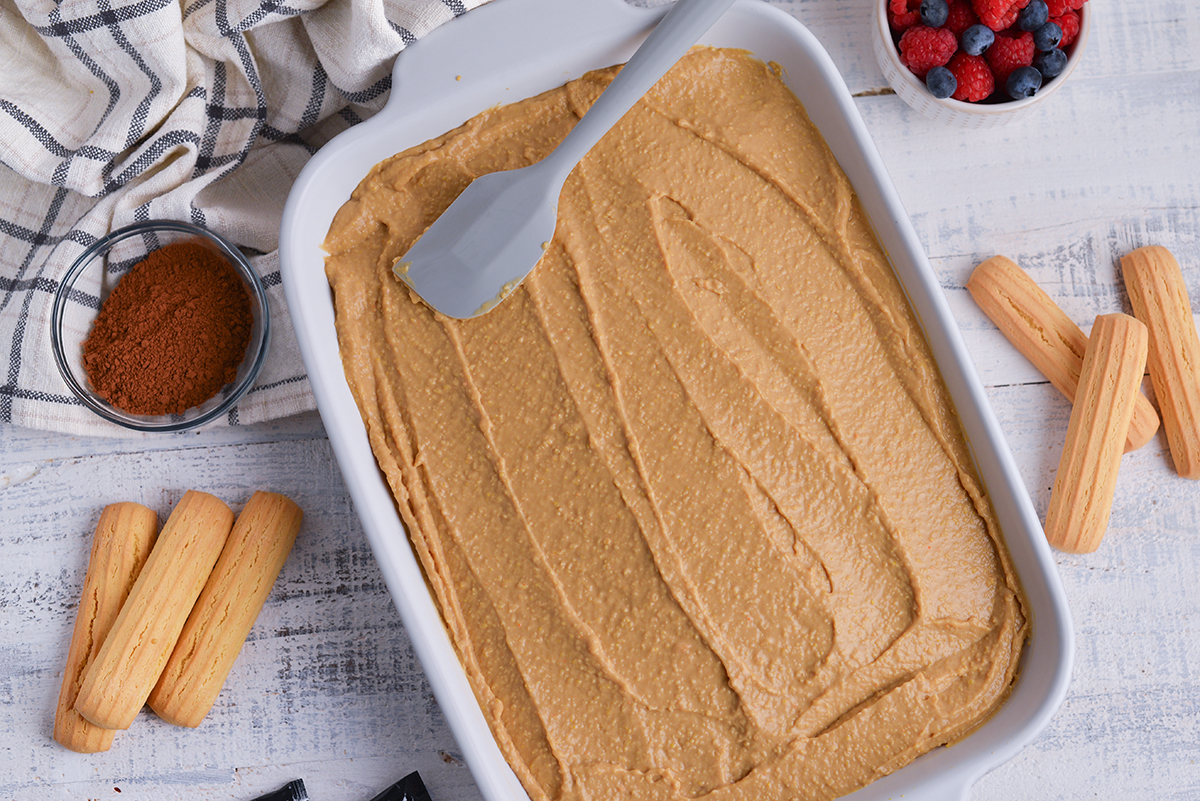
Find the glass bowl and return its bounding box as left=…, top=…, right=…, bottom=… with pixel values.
left=872, top=1, right=1091, bottom=128
left=50, top=220, right=271, bottom=432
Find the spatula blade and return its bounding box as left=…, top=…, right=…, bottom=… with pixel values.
left=395, top=162, right=561, bottom=319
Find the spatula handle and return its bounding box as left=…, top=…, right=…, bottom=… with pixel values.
left=546, top=0, right=737, bottom=180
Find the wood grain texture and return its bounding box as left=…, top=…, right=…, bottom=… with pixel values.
left=0, top=417, right=483, bottom=800
left=3, top=0, right=1200, bottom=798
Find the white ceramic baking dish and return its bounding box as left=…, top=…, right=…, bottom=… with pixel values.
left=279, top=1, right=1075, bottom=798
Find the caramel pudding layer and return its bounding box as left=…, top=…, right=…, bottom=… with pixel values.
left=324, top=48, right=1027, bottom=801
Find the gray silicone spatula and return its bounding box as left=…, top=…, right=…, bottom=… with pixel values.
left=393, top=0, right=737, bottom=319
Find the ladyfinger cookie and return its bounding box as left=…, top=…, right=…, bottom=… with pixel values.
left=967, top=255, right=1159, bottom=452
left=1044, top=314, right=1148, bottom=553
left=1121, top=246, right=1200, bottom=478
left=53, top=502, right=158, bottom=752
left=148, top=491, right=303, bottom=727
left=73, top=490, right=234, bottom=730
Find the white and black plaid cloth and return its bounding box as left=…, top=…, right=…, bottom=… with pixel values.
left=0, top=0, right=492, bottom=435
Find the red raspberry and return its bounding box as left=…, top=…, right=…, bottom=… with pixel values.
left=986, top=30, right=1035, bottom=86
left=899, top=25, right=958, bottom=78
left=889, top=5, right=921, bottom=32
left=890, top=0, right=908, bottom=13
left=971, top=0, right=1031, bottom=31
left=945, top=0, right=980, bottom=34
left=947, top=51, right=995, bottom=101
left=1052, top=10, right=1081, bottom=47
left=1046, top=0, right=1085, bottom=15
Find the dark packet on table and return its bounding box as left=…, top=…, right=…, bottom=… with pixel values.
left=368, top=771, right=433, bottom=801
left=252, top=779, right=308, bottom=801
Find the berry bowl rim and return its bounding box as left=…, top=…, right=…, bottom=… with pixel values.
left=872, top=1, right=1091, bottom=127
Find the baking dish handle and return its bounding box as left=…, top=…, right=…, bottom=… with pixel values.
left=386, top=0, right=661, bottom=116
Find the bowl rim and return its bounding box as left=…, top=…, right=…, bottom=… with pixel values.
left=875, top=0, right=1091, bottom=116
left=49, top=218, right=271, bottom=433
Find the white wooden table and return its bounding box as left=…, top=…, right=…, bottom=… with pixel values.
left=3, top=1, right=1199, bottom=799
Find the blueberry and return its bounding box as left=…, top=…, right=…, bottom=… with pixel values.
left=920, top=0, right=949, bottom=27
left=925, top=66, right=957, bottom=99
left=1033, top=47, right=1068, bottom=78
left=960, top=24, right=995, bottom=56
left=1033, top=21, right=1063, bottom=51
left=1005, top=65, right=1043, bottom=99
left=1018, top=0, right=1049, bottom=31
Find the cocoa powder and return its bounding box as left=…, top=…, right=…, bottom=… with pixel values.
left=82, top=241, right=253, bottom=416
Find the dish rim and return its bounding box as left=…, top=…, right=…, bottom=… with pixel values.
left=279, top=1, right=1075, bottom=799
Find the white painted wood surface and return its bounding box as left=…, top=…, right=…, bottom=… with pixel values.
left=3, top=1, right=1199, bottom=799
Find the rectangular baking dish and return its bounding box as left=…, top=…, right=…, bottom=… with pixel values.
left=279, top=1, right=1074, bottom=798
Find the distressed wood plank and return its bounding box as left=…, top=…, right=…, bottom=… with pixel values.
left=0, top=424, right=484, bottom=801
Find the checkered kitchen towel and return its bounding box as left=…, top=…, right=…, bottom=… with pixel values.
left=0, top=0, right=492, bottom=435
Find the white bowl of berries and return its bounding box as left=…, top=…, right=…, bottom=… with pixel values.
left=873, top=0, right=1090, bottom=127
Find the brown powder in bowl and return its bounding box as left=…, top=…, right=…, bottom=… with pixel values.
left=82, top=241, right=253, bottom=416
